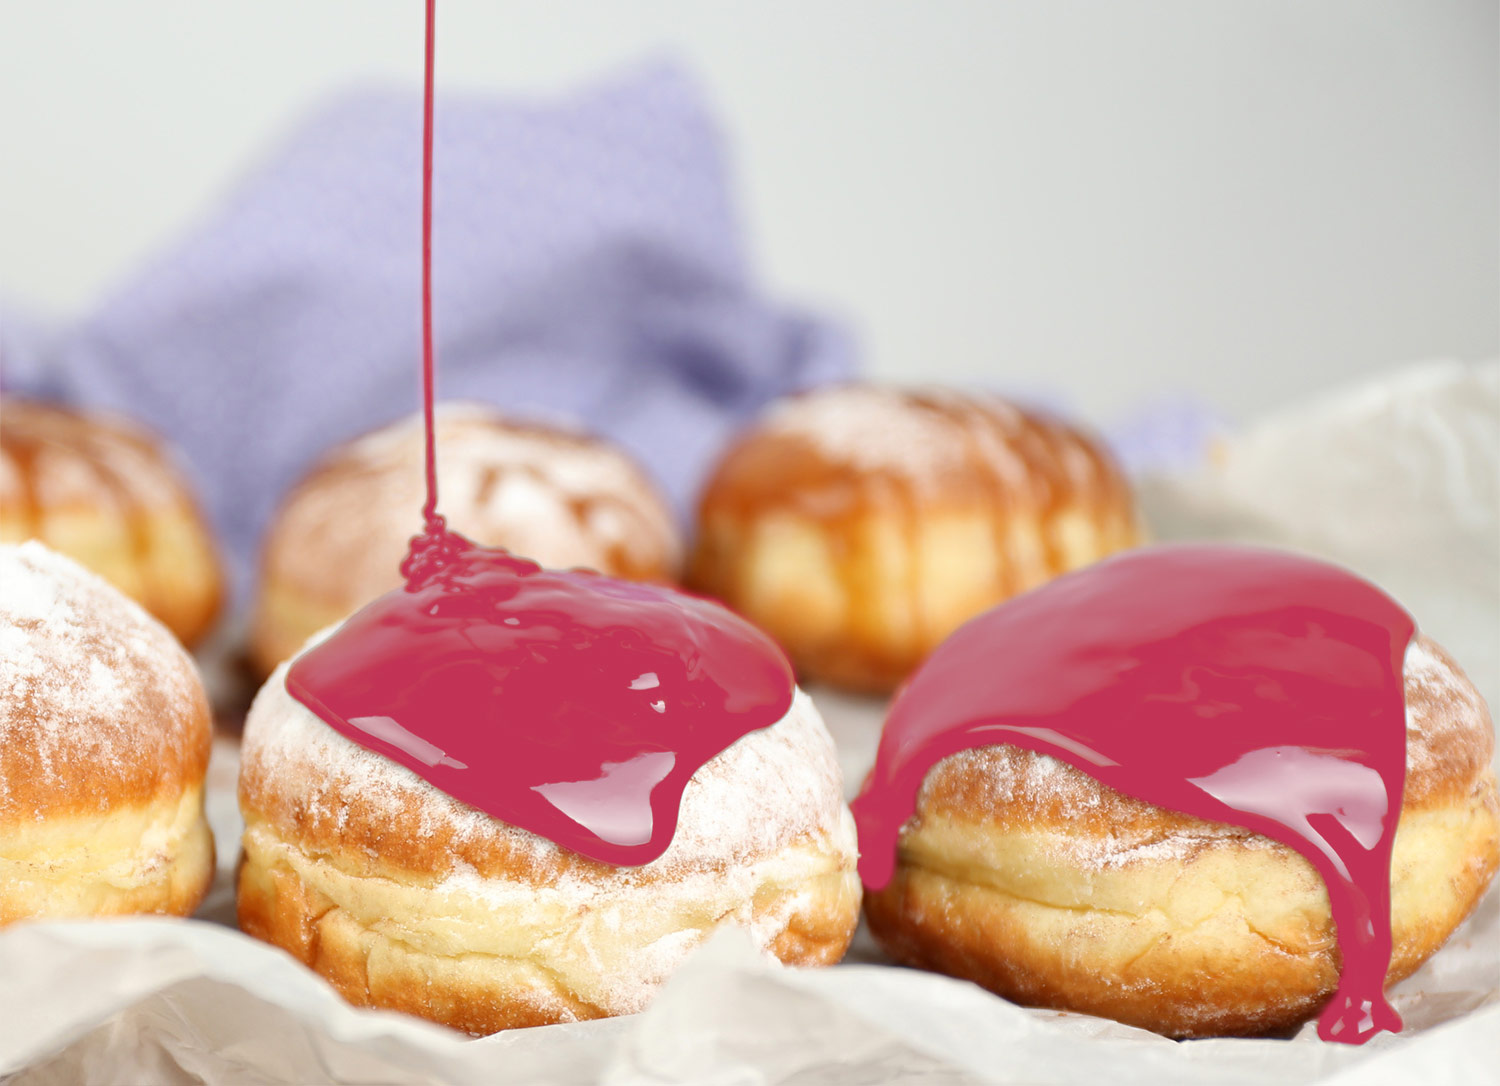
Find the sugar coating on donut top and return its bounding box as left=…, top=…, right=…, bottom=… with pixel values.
left=1400, top=637, right=1495, bottom=789
left=762, top=386, right=979, bottom=474
left=0, top=400, right=186, bottom=518
left=759, top=384, right=1112, bottom=493
left=268, top=403, right=680, bottom=597
left=916, top=635, right=1492, bottom=872
left=0, top=541, right=206, bottom=817
left=243, top=667, right=850, bottom=878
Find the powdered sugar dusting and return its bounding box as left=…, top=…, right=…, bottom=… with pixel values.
left=920, top=743, right=1284, bottom=869
left=267, top=404, right=681, bottom=608
left=0, top=541, right=206, bottom=816
left=763, top=386, right=973, bottom=475
left=758, top=386, right=1113, bottom=509
left=1402, top=634, right=1493, bottom=792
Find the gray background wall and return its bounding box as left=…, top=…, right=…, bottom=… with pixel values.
left=2, top=1, right=1495, bottom=421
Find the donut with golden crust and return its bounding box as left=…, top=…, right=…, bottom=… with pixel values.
left=0, top=541, right=215, bottom=926
left=862, top=634, right=1500, bottom=1038
left=691, top=385, right=1141, bottom=693
left=238, top=646, right=860, bottom=1034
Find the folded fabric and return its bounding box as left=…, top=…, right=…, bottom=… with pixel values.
left=0, top=62, right=853, bottom=590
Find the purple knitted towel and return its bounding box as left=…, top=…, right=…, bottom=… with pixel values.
left=0, top=62, right=854, bottom=588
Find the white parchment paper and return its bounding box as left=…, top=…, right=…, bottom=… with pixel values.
left=2, top=360, right=1497, bottom=1084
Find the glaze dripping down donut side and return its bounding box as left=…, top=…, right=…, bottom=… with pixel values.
left=850, top=544, right=1414, bottom=1044
left=286, top=528, right=796, bottom=868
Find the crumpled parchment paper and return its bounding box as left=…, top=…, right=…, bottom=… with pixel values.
left=2, top=360, right=1496, bottom=1084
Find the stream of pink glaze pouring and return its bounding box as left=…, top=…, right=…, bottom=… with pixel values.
left=285, top=0, right=796, bottom=869
left=850, top=543, right=1414, bottom=1044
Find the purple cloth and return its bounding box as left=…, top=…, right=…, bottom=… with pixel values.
left=1, top=63, right=853, bottom=588
left=1105, top=396, right=1224, bottom=474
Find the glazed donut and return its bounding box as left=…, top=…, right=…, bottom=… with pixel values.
left=691, top=385, right=1140, bottom=692
left=862, top=634, right=1500, bottom=1038
left=0, top=398, right=223, bottom=648
left=0, top=541, right=215, bottom=925
left=237, top=662, right=860, bottom=1033
left=249, top=404, right=682, bottom=677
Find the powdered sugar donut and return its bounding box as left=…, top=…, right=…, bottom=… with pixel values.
left=0, top=541, right=215, bottom=925
left=238, top=652, right=860, bottom=1032
left=862, top=634, right=1499, bottom=1038
left=248, top=404, right=682, bottom=677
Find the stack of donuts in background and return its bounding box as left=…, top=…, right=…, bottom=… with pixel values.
left=0, top=376, right=1495, bottom=1044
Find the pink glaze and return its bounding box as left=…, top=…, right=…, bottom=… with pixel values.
left=287, top=526, right=794, bottom=866
left=850, top=544, right=1414, bottom=1044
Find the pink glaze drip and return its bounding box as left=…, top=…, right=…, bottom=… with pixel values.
left=287, top=529, right=794, bottom=866
left=285, top=0, right=796, bottom=869
left=850, top=544, right=1414, bottom=1044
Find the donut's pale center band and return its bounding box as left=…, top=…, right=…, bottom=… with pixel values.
left=0, top=785, right=211, bottom=919
left=240, top=812, right=856, bottom=1017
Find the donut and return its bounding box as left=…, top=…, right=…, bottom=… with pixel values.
left=862, top=634, right=1500, bottom=1038
left=0, top=398, right=223, bottom=648
left=237, top=666, right=860, bottom=1032
left=248, top=404, right=683, bottom=677
left=0, top=541, right=215, bottom=925
left=690, top=384, right=1140, bottom=692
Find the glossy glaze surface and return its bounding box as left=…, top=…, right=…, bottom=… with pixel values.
left=289, top=530, right=794, bottom=866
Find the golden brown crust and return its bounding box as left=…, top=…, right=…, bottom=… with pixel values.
left=0, top=399, right=223, bottom=647
left=0, top=542, right=213, bottom=823
left=864, top=634, right=1500, bottom=1037
left=0, top=542, right=215, bottom=925
left=237, top=672, right=861, bottom=1032
left=690, top=385, right=1141, bottom=692
left=248, top=405, right=683, bottom=677
left=236, top=815, right=859, bottom=1034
